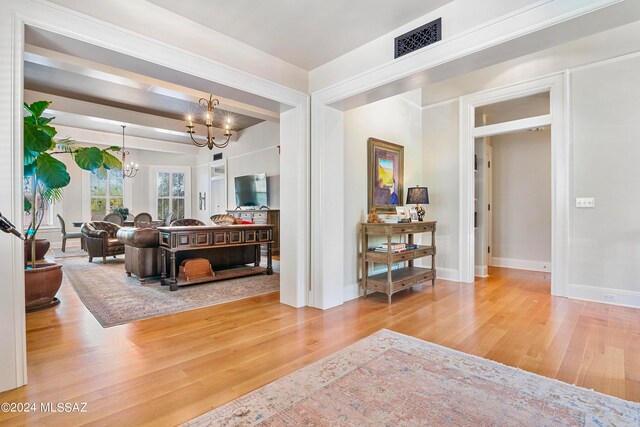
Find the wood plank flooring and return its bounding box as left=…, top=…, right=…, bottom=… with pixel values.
left=0, top=266, right=639, bottom=426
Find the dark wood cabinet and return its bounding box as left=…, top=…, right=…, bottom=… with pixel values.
left=227, top=209, right=280, bottom=256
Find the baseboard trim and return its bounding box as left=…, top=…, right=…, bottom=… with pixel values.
left=474, top=265, right=488, bottom=278
left=343, top=283, right=360, bottom=302
left=491, top=257, right=551, bottom=273
left=436, top=267, right=460, bottom=282
left=568, top=283, right=640, bottom=308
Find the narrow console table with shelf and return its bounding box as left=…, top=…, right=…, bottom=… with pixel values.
left=158, top=224, right=273, bottom=291
left=360, top=221, right=436, bottom=303
left=227, top=209, right=280, bottom=256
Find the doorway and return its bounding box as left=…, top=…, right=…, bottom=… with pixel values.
left=475, top=126, right=552, bottom=277
left=460, top=75, right=568, bottom=296
left=210, top=161, right=226, bottom=215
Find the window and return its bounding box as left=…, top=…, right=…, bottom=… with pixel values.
left=24, top=177, right=54, bottom=227
left=90, top=171, right=123, bottom=219
left=157, top=172, right=185, bottom=220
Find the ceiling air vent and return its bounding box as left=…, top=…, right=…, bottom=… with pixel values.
left=394, top=18, right=441, bottom=59
left=213, top=153, right=223, bottom=161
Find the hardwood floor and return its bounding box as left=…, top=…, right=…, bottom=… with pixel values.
left=1, top=267, right=639, bottom=426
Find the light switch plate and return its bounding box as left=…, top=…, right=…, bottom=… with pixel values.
left=576, top=197, right=595, bottom=208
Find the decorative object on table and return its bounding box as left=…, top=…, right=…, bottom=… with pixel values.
left=406, top=185, right=429, bottom=222
left=178, top=258, right=215, bottom=283
left=117, top=125, right=138, bottom=178
left=114, top=207, right=130, bottom=220
left=163, top=212, right=176, bottom=226
left=395, top=206, right=406, bottom=218
left=103, top=212, right=124, bottom=226
left=368, top=137, right=404, bottom=213
left=22, top=100, right=121, bottom=311
left=186, top=329, right=640, bottom=426
left=409, top=207, right=419, bottom=222
left=367, top=207, right=383, bottom=223
left=56, top=214, right=83, bottom=252
left=170, top=218, right=205, bottom=227
left=186, top=94, right=233, bottom=150
left=210, top=214, right=237, bottom=225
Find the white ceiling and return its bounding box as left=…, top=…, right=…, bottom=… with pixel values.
left=146, top=0, right=453, bottom=70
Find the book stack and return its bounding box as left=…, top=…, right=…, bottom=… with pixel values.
left=374, top=243, right=419, bottom=253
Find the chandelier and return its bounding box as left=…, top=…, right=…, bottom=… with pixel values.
left=119, top=125, right=138, bottom=178
left=186, top=94, right=233, bottom=150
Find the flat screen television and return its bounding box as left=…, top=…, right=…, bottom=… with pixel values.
left=234, top=173, right=268, bottom=207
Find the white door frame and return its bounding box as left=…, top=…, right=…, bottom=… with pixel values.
left=459, top=74, right=568, bottom=296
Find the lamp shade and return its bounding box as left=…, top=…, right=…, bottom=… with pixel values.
left=406, top=186, right=429, bottom=204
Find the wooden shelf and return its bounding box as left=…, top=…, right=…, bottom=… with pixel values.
left=360, top=221, right=437, bottom=304
left=367, top=266, right=434, bottom=285
left=365, top=245, right=435, bottom=263
left=162, top=265, right=268, bottom=289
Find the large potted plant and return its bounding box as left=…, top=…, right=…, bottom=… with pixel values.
left=23, top=100, right=121, bottom=311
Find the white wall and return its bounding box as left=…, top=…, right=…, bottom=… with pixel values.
left=422, top=100, right=459, bottom=281
left=491, top=130, right=551, bottom=270
left=343, top=90, right=422, bottom=300
left=214, top=121, right=280, bottom=209
left=419, top=31, right=640, bottom=306
left=569, top=54, right=640, bottom=305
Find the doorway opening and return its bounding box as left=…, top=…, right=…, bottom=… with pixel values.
left=460, top=75, right=568, bottom=296
left=474, top=124, right=552, bottom=278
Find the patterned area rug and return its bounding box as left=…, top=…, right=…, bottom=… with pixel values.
left=60, top=256, right=279, bottom=328
left=185, top=330, right=639, bottom=426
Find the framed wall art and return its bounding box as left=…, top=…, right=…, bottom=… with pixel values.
left=367, top=137, right=404, bottom=213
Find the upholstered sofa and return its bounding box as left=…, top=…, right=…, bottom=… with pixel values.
left=81, top=221, right=125, bottom=263
left=116, top=227, right=162, bottom=283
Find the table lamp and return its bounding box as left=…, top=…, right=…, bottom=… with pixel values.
left=406, top=186, right=429, bottom=221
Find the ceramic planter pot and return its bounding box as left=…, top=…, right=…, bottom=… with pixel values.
left=24, top=238, right=51, bottom=262
left=24, top=262, right=62, bottom=312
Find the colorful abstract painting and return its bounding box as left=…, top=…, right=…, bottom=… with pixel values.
left=368, top=138, right=404, bottom=213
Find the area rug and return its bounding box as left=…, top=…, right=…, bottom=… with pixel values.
left=52, top=247, right=87, bottom=259
left=60, top=256, right=279, bottom=328
left=185, top=329, right=639, bottom=426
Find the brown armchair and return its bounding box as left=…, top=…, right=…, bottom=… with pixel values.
left=81, top=221, right=125, bottom=263
left=170, top=218, right=205, bottom=227
left=117, top=227, right=161, bottom=283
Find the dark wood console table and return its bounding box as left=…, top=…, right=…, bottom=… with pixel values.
left=158, top=224, right=274, bottom=291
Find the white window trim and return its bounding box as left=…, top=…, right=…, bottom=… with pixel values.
left=148, top=166, right=192, bottom=220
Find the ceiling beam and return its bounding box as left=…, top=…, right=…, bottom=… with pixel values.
left=25, top=89, right=239, bottom=144
left=53, top=124, right=201, bottom=155
left=24, top=44, right=280, bottom=123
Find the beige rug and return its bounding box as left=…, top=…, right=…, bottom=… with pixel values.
left=52, top=246, right=87, bottom=259
left=185, top=329, right=639, bottom=426
left=60, top=256, right=279, bottom=327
